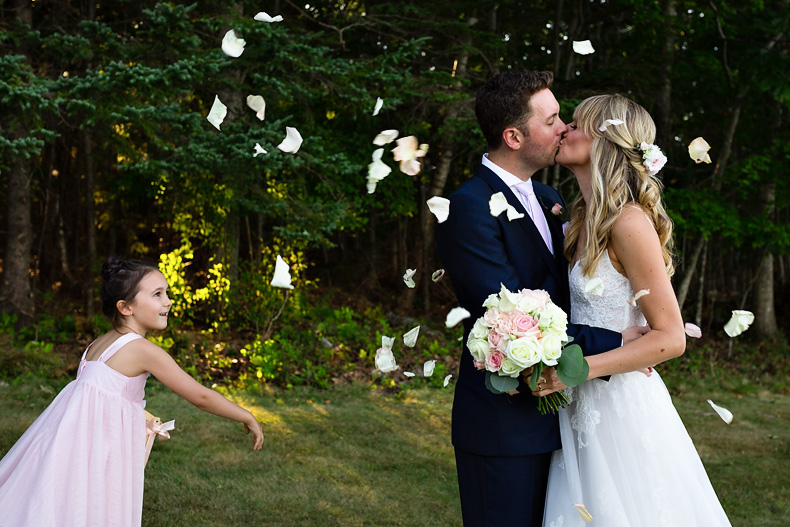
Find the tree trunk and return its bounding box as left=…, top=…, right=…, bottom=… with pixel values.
left=694, top=243, right=708, bottom=327
left=655, top=0, right=675, bottom=156
left=83, top=129, right=97, bottom=317
left=755, top=182, right=779, bottom=338
left=676, top=239, right=705, bottom=312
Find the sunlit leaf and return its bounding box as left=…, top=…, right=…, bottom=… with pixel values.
left=367, top=148, right=392, bottom=193
left=403, top=268, right=416, bottom=288
left=688, top=137, right=712, bottom=164
left=253, top=143, right=267, bottom=157
left=572, top=40, right=595, bottom=55
left=254, top=12, right=284, bottom=23
left=574, top=504, right=594, bottom=522
left=423, top=360, right=436, bottom=377
left=221, top=29, right=246, bottom=57
left=373, top=129, right=399, bottom=145
left=270, top=255, right=294, bottom=289
left=707, top=399, right=733, bottom=424
left=206, top=95, right=227, bottom=130
left=584, top=277, right=604, bottom=297
left=431, top=269, right=445, bottom=282
left=277, top=126, right=303, bottom=153
left=443, top=374, right=453, bottom=387
left=403, top=326, right=420, bottom=347
left=684, top=323, right=702, bottom=338
left=445, top=307, right=471, bottom=328
left=598, top=118, right=623, bottom=132
left=626, top=289, right=650, bottom=307
left=427, top=196, right=450, bottom=223
left=724, top=310, right=754, bottom=337
left=373, top=97, right=384, bottom=116
left=246, top=95, right=266, bottom=120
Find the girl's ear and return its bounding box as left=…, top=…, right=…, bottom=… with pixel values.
left=117, top=300, right=133, bottom=316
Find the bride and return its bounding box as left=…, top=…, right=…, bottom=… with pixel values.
left=535, top=94, right=732, bottom=526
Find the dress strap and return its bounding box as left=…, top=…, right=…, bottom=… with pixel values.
left=79, top=340, right=97, bottom=362
left=98, top=333, right=143, bottom=363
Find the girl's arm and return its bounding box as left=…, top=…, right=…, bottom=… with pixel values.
left=136, top=341, right=264, bottom=450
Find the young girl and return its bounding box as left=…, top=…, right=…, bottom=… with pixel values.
left=0, top=256, right=264, bottom=526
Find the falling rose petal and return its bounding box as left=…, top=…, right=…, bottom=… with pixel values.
left=423, top=360, right=436, bottom=377
left=684, top=323, right=702, bottom=338
left=375, top=347, right=399, bottom=372
left=367, top=148, right=392, bottom=193
left=627, top=289, right=650, bottom=307
left=403, top=326, right=420, bottom=347
left=254, top=12, right=284, bottom=23
left=403, top=268, right=417, bottom=288
left=573, top=504, right=594, bottom=523
left=584, top=277, right=604, bottom=297
left=431, top=269, right=445, bottom=282
left=206, top=95, right=227, bottom=130
left=277, top=126, right=303, bottom=153
left=489, top=192, right=509, bottom=217
left=270, top=255, right=294, bottom=289
left=253, top=143, right=267, bottom=157
left=572, top=40, right=595, bottom=55
left=505, top=205, right=525, bottom=221
left=445, top=307, right=471, bottom=328
left=403, top=371, right=416, bottom=377
left=427, top=196, right=450, bottom=223
left=392, top=137, right=429, bottom=176
left=707, top=399, right=734, bottom=424
left=688, top=137, right=712, bottom=164
left=382, top=335, right=395, bottom=349
left=246, top=95, right=266, bottom=120
left=598, top=119, right=624, bottom=132
left=724, top=310, right=754, bottom=337
left=373, top=129, right=399, bottom=146
left=443, top=374, right=453, bottom=387
left=373, top=97, right=384, bottom=116
left=221, top=29, right=246, bottom=58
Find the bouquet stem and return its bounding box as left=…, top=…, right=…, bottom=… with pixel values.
left=537, top=390, right=573, bottom=415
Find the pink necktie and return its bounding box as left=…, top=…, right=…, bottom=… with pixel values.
left=513, top=181, right=553, bottom=254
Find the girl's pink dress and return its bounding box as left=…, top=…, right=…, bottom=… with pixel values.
left=0, top=333, right=148, bottom=527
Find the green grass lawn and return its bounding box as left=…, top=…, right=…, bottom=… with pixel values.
left=1, top=376, right=788, bottom=526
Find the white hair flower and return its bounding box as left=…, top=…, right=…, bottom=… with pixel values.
left=637, top=142, right=667, bottom=176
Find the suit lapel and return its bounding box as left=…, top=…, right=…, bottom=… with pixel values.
left=476, top=166, right=563, bottom=285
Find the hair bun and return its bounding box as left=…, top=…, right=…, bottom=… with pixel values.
left=101, top=256, right=127, bottom=282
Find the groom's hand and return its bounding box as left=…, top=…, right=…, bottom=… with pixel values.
left=622, top=324, right=649, bottom=344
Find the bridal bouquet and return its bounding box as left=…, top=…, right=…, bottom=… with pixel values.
left=466, top=284, right=588, bottom=414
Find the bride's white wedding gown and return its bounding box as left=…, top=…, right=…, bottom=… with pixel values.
left=543, top=250, right=731, bottom=527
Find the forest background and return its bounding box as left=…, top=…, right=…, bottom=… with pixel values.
left=1, top=0, right=789, bottom=391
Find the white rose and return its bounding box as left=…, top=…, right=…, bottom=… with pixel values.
left=539, top=302, right=568, bottom=333
left=516, top=289, right=550, bottom=315
left=467, top=338, right=491, bottom=363
left=541, top=334, right=563, bottom=366
left=499, top=357, right=521, bottom=377
left=505, top=336, right=543, bottom=369
left=471, top=318, right=489, bottom=339
left=483, top=293, right=500, bottom=309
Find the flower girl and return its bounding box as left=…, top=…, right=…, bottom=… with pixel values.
left=0, top=256, right=263, bottom=527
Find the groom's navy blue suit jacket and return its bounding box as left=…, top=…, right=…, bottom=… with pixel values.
left=437, top=164, right=621, bottom=457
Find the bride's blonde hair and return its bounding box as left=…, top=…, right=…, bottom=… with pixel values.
left=563, top=94, right=675, bottom=277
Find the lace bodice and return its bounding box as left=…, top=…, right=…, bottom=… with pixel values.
left=569, top=250, right=646, bottom=331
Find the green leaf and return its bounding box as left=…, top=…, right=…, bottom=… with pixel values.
left=556, top=344, right=588, bottom=387
left=528, top=362, right=544, bottom=391
left=485, top=372, right=519, bottom=394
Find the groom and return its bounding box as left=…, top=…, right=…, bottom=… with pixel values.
left=437, top=71, right=637, bottom=526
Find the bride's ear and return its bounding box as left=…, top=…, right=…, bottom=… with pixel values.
left=502, top=127, right=525, bottom=151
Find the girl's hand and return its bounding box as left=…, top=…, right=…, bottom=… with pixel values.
left=245, top=418, right=264, bottom=450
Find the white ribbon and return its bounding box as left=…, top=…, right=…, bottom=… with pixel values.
left=146, top=419, right=175, bottom=440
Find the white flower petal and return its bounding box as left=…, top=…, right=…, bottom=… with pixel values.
left=373, top=97, right=384, bottom=116
left=367, top=148, right=392, bottom=193
left=403, top=326, right=420, bottom=348
left=373, top=129, right=399, bottom=145
left=221, top=29, right=246, bottom=58
left=443, top=374, right=453, bottom=387
left=253, top=143, right=268, bottom=157
left=206, top=95, right=227, bottom=130
left=572, top=40, right=595, bottom=55
left=246, top=95, right=266, bottom=120
left=584, top=277, right=604, bottom=297
left=431, top=269, right=445, bottom=282
left=626, top=289, right=650, bottom=307
left=423, top=359, right=436, bottom=377
left=254, top=12, right=284, bottom=23
left=724, top=310, right=754, bottom=337
left=574, top=504, right=594, bottom=522
left=489, top=192, right=510, bottom=217
left=427, top=196, right=450, bottom=223
left=375, top=346, right=399, bottom=372
left=707, top=399, right=733, bottom=424
left=403, top=268, right=416, bottom=288
left=505, top=205, right=525, bottom=221
left=392, top=136, right=418, bottom=161
left=382, top=335, right=395, bottom=349
left=598, top=118, right=624, bottom=132
left=445, top=307, right=471, bottom=328
left=684, top=323, right=702, bottom=338
left=403, top=371, right=415, bottom=377
left=277, top=126, right=303, bottom=153
left=399, top=158, right=423, bottom=176
left=270, top=255, right=294, bottom=289
left=688, top=137, right=712, bottom=164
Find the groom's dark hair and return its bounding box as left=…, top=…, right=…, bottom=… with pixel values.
left=475, top=70, right=554, bottom=150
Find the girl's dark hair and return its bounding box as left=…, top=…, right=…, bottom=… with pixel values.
left=100, top=256, right=159, bottom=328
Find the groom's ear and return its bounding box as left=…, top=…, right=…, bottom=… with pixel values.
left=501, top=127, right=525, bottom=151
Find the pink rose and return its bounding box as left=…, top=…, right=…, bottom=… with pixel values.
left=473, top=360, right=486, bottom=370
left=488, top=330, right=502, bottom=349
left=512, top=314, right=541, bottom=338
left=551, top=203, right=563, bottom=215
left=485, top=351, right=503, bottom=372
left=495, top=315, right=517, bottom=336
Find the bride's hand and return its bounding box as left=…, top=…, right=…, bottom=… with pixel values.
left=531, top=367, right=568, bottom=397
